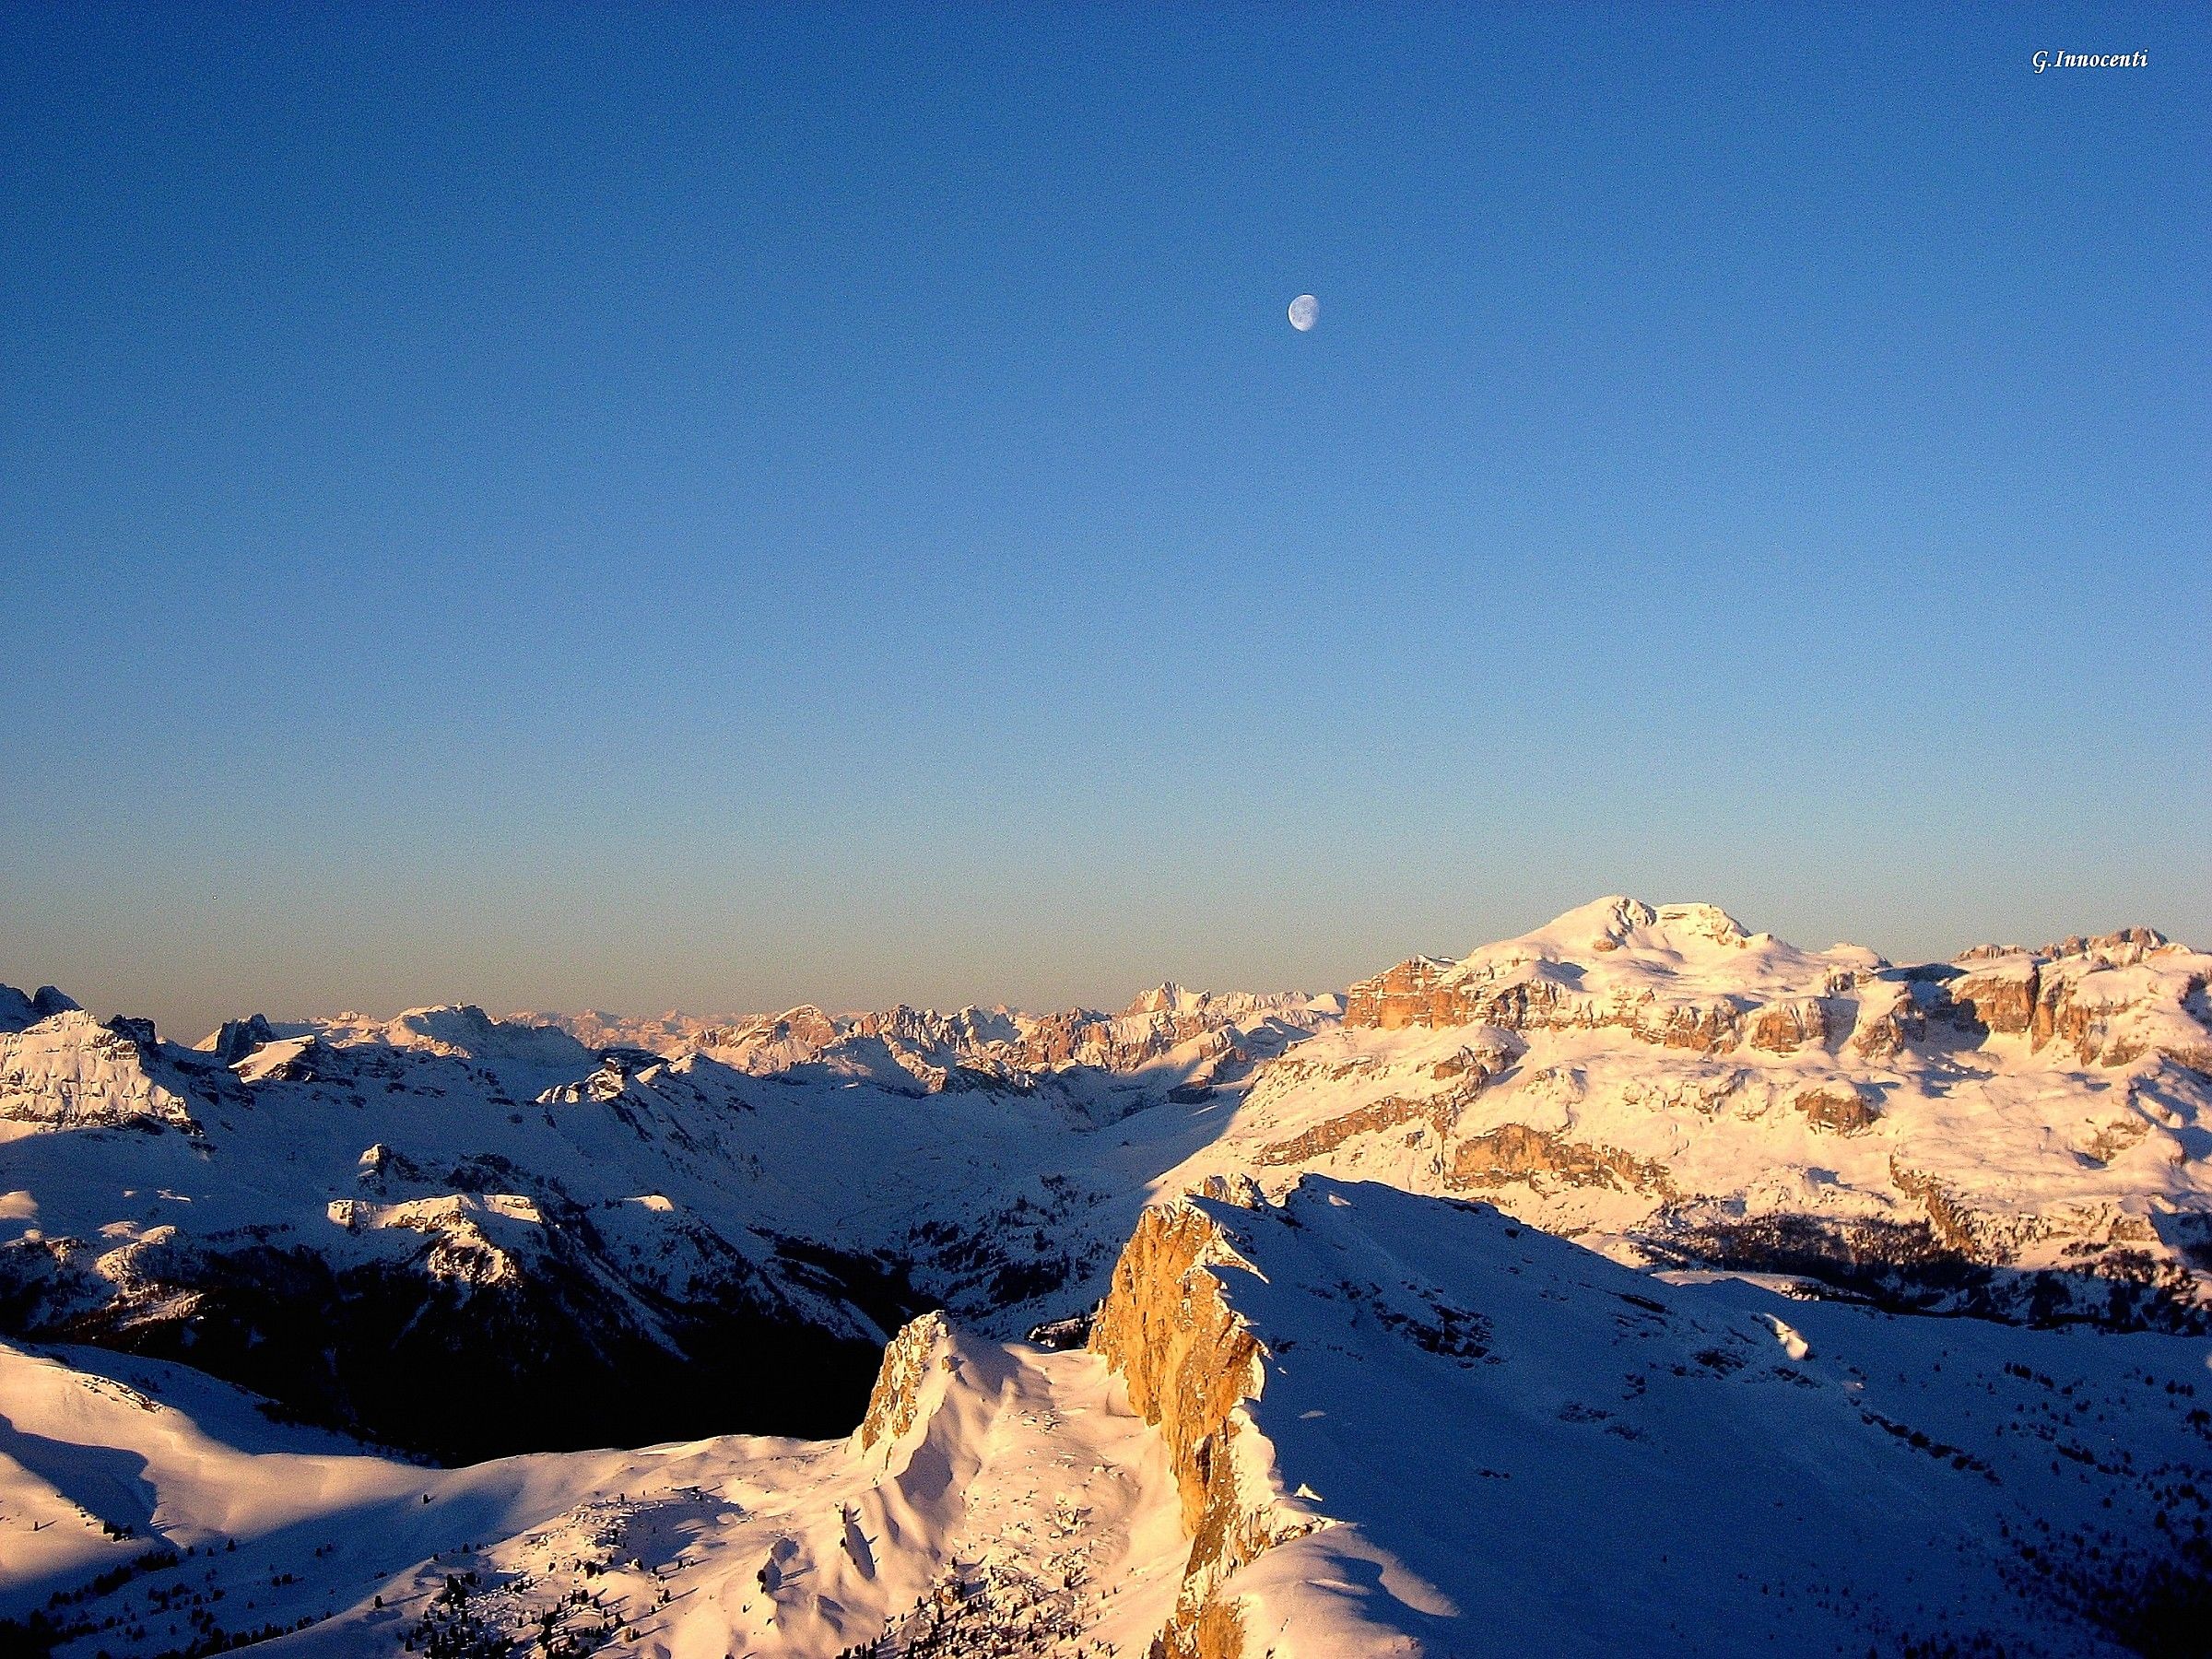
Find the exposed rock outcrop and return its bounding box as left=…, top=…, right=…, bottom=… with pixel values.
left=1748, top=997, right=1832, bottom=1053
left=1256, top=1092, right=1452, bottom=1167
left=1793, top=1084, right=1880, bottom=1135
left=1446, top=1123, right=1679, bottom=1194
left=856, top=1308, right=952, bottom=1455
left=1949, top=962, right=2040, bottom=1035
left=1341, top=955, right=1459, bottom=1031
left=1088, top=1203, right=1291, bottom=1659
left=208, top=1013, right=280, bottom=1065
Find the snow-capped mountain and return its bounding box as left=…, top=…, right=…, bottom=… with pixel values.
left=1176, top=898, right=2212, bottom=1330
left=5, top=898, right=2210, bottom=1470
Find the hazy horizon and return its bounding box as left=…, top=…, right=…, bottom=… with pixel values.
left=11, top=883, right=2208, bottom=1047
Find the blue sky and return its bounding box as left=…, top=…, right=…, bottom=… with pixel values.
left=4, top=4, right=2206, bottom=1038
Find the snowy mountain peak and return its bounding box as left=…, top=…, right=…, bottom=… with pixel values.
left=1344, top=897, right=1871, bottom=1036
left=1227, top=900, right=2212, bottom=1338
left=297, top=1003, right=596, bottom=1077
left=1651, top=899, right=1751, bottom=946
left=1553, top=892, right=1662, bottom=943
left=1123, top=982, right=1211, bottom=1017
left=0, top=1007, right=201, bottom=1132
left=1530, top=895, right=1758, bottom=958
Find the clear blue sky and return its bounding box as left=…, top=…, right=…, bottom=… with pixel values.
left=4, top=4, right=2206, bottom=1039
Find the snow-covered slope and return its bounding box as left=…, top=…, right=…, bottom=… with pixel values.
left=0, top=1323, right=1187, bottom=1659
left=0, top=999, right=915, bottom=1456
left=6, top=1178, right=2208, bottom=1657
left=1085, top=1178, right=2212, bottom=1657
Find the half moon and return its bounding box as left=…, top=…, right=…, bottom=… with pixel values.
left=1288, top=294, right=1318, bottom=332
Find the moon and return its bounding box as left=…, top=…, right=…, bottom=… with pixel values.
left=1288, top=293, right=1318, bottom=332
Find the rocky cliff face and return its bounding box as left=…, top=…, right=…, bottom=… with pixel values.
left=9, top=1180, right=2210, bottom=1658
left=855, top=1308, right=952, bottom=1455
left=1088, top=1200, right=1306, bottom=1659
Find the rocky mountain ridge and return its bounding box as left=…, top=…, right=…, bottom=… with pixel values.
left=515, top=985, right=1343, bottom=1104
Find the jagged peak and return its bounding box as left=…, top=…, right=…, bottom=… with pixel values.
left=0, top=983, right=81, bottom=1033
left=1124, top=982, right=1207, bottom=1017
left=2046, top=926, right=2172, bottom=963
left=1954, top=926, right=2183, bottom=971
left=204, top=1013, right=280, bottom=1065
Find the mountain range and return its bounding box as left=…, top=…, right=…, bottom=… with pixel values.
left=3, top=897, right=2208, bottom=1655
